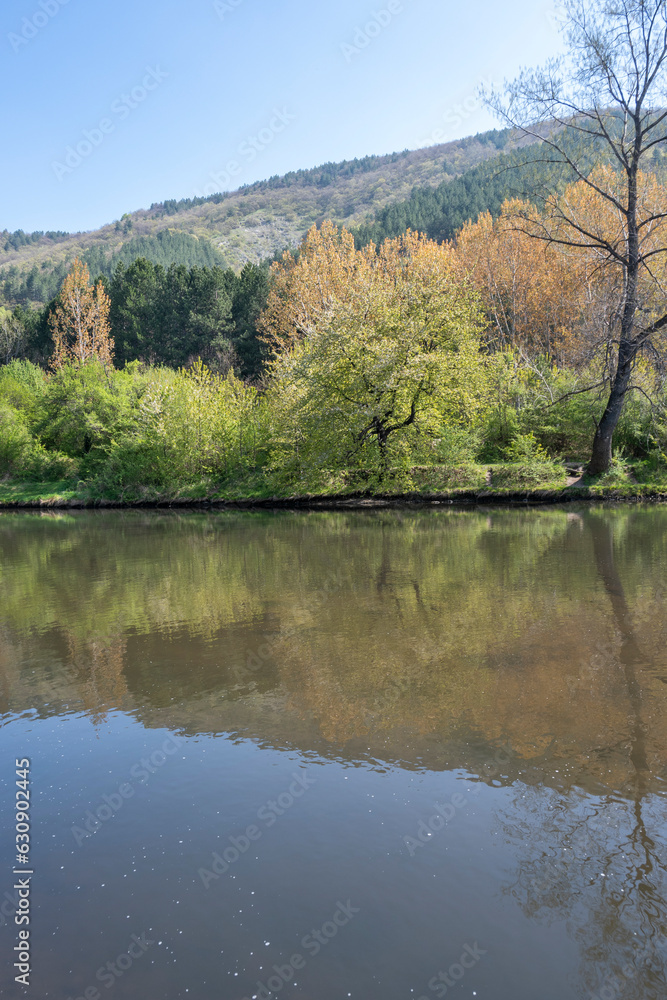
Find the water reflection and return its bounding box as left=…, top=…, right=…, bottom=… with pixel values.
left=498, top=515, right=667, bottom=1000
left=1, top=507, right=666, bottom=999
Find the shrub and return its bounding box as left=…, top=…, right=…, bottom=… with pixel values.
left=503, top=432, right=550, bottom=462
left=0, top=404, right=34, bottom=475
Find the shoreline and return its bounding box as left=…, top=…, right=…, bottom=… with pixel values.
left=2, top=486, right=667, bottom=510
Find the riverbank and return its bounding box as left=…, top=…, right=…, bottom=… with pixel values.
left=2, top=479, right=667, bottom=509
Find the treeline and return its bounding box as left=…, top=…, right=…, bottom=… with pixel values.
left=107, top=258, right=269, bottom=375
left=147, top=152, right=416, bottom=220
left=1, top=231, right=229, bottom=308
left=150, top=193, right=230, bottom=218
left=4, top=258, right=270, bottom=379
left=147, top=128, right=514, bottom=221
left=2, top=208, right=667, bottom=498
left=2, top=229, right=70, bottom=252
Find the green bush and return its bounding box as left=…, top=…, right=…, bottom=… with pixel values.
left=92, top=439, right=174, bottom=495
left=503, top=432, right=550, bottom=462
left=23, top=447, right=78, bottom=481
left=34, top=361, right=145, bottom=475
left=633, top=451, right=667, bottom=485
left=422, top=426, right=483, bottom=465
left=0, top=359, right=46, bottom=416
left=0, top=404, right=34, bottom=475
left=0, top=402, right=77, bottom=480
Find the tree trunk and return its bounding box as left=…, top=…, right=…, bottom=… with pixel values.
left=588, top=219, right=639, bottom=476
left=588, top=347, right=634, bottom=475
left=375, top=426, right=389, bottom=482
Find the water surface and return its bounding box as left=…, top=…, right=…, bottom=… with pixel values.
left=1, top=507, right=666, bottom=1000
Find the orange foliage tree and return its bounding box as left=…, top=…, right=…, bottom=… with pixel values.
left=452, top=202, right=584, bottom=364
left=258, top=221, right=375, bottom=352
left=486, top=0, right=667, bottom=472
left=452, top=170, right=667, bottom=375
left=49, top=258, right=114, bottom=370
left=259, top=221, right=466, bottom=354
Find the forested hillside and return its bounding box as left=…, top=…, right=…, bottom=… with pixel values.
left=1, top=231, right=228, bottom=307
left=1, top=128, right=524, bottom=307
left=353, top=128, right=667, bottom=246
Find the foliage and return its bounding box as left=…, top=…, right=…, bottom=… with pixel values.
left=107, top=257, right=269, bottom=377
left=0, top=359, right=46, bottom=426
left=487, top=0, right=667, bottom=473
left=108, top=258, right=233, bottom=370
left=352, top=129, right=620, bottom=249
left=1, top=231, right=228, bottom=307
left=504, top=432, right=550, bottom=462
left=35, top=361, right=143, bottom=476
left=0, top=127, right=523, bottom=308
left=4, top=122, right=667, bottom=496
left=0, top=259, right=270, bottom=379
left=94, top=362, right=268, bottom=496
left=0, top=308, right=27, bottom=365
left=0, top=395, right=76, bottom=482
left=49, top=259, right=114, bottom=370
left=2, top=229, right=69, bottom=252
left=451, top=202, right=584, bottom=361
left=267, top=230, right=490, bottom=477
left=0, top=404, right=34, bottom=475
left=259, top=221, right=376, bottom=352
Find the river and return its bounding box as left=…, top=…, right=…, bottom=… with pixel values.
left=0, top=507, right=666, bottom=1000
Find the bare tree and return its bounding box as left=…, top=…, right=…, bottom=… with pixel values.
left=486, top=0, right=667, bottom=473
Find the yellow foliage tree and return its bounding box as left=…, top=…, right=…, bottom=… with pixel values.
left=267, top=228, right=487, bottom=475
left=258, top=221, right=376, bottom=352
left=49, top=258, right=114, bottom=370
left=453, top=171, right=667, bottom=373
left=259, top=222, right=467, bottom=353
left=452, top=202, right=582, bottom=364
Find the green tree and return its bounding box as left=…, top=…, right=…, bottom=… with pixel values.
left=230, top=262, right=270, bottom=380
left=0, top=308, right=26, bottom=365
left=108, top=259, right=163, bottom=365
left=270, top=235, right=489, bottom=477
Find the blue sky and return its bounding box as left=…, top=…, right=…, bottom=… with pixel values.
left=0, top=0, right=565, bottom=234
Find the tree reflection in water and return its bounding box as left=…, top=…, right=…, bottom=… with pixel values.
left=502, top=515, right=667, bottom=1000
left=2, top=507, right=667, bottom=998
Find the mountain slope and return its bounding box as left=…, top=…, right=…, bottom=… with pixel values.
left=1, top=128, right=535, bottom=306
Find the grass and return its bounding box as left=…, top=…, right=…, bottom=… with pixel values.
left=489, top=461, right=568, bottom=490
left=5, top=460, right=667, bottom=507
left=0, top=478, right=82, bottom=504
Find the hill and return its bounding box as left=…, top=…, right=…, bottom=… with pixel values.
left=1, top=128, right=535, bottom=306
left=353, top=124, right=667, bottom=247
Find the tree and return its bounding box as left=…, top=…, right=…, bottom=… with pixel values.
left=452, top=202, right=582, bottom=361
left=451, top=183, right=667, bottom=373
left=486, top=0, right=667, bottom=472
left=230, top=263, right=271, bottom=380
left=0, top=308, right=26, bottom=365
left=269, top=231, right=488, bottom=476
left=108, top=259, right=163, bottom=365
left=180, top=265, right=236, bottom=370
left=49, top=258, right=114, bottom=369
left=258, top=221, right=376, bottom=353
left=107, top=258, right=266, bottom=373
